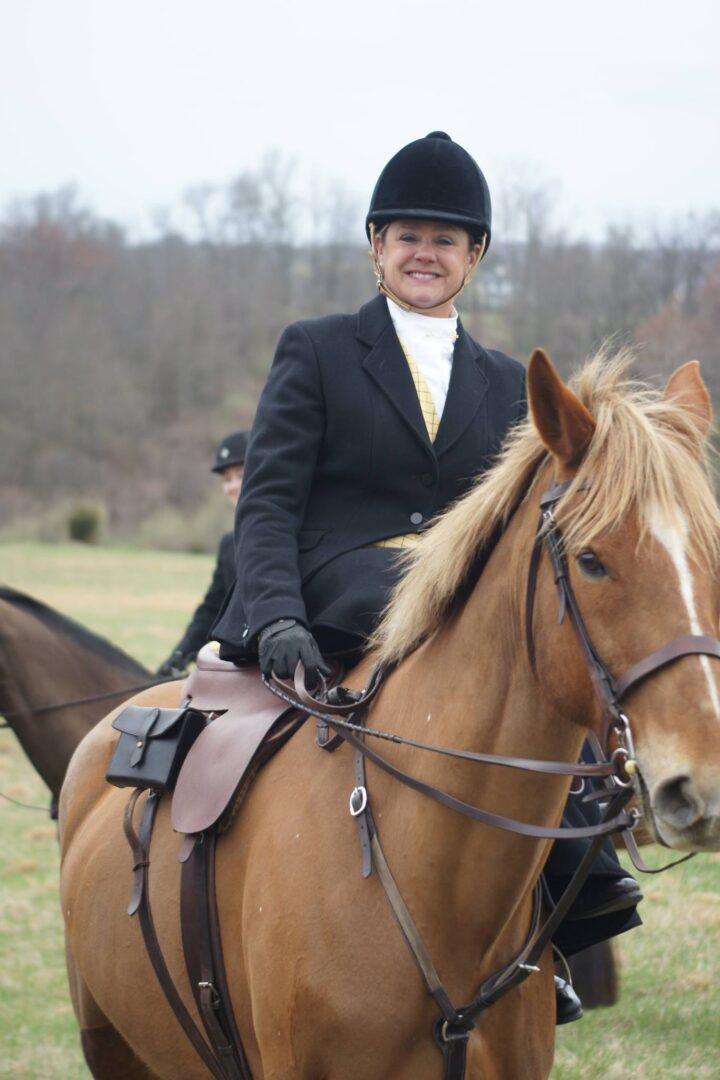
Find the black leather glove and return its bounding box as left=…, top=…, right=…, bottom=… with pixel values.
left=257, top=618, right=331, bottom=684
left=156, top=648, right=192, bottom=679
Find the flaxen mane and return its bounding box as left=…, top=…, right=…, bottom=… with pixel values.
left=372, top=349, right=720, bottom=666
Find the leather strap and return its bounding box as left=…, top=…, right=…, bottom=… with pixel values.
left=279, top=662, right=387, bottom=717
left=265, top=672, right=633, bottom=841
left=613, top=635, right=720, bottom=700
left=180, top=834, right=251, bottom=1079
left=123, top=791, right=228, bottom=1079
left=289, top=669, right=619, bottom=780
left=351, top=748, right=373, bottom=879
left=205, top=832, right=251, bottom=1072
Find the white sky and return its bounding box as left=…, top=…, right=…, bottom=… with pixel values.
left=2, top=0, right=718, bottom=241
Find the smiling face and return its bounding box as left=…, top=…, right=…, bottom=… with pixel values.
left=220, top=464, right=244, bottom=507
left=374, top=219, right=482, bottom=317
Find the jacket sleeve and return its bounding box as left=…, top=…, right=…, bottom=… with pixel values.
left=173, top=536, right=232, bottom=659
left=218, top=321, right=326, bottom=646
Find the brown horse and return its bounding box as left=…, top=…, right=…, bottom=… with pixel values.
left=0, top=587, right=151, bottom=807
left=60, top=349, right=720, bottom=1079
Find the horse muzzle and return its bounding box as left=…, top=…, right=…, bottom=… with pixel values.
left=647, top=768, right=720, bottom=851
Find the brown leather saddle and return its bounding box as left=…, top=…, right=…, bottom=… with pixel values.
left=171, top=644, right=306, bottom=835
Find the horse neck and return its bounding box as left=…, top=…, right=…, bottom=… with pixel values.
left=0, top=601, right=136, bottom=798
left=370, top=491, right=588, bottom=965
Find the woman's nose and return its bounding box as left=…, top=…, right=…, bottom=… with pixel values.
left=414, top=238, right=436, bottom=260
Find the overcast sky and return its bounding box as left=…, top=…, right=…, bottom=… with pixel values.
left=2, top=0, right=718, bottom=242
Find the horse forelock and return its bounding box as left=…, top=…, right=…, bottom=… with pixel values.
left=0, top=586, right=150, bottom=679
left=372, top=347, right=720, bottom=667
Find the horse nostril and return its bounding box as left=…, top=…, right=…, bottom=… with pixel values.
left=653, top=775, right=704, bottom=829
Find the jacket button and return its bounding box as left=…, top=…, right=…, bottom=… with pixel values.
left=421, top=473, right=433, bottom=487
left=410, top=512, right=424, bottom=526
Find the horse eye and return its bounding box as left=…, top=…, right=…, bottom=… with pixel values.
left=577, top=550, right=607, bottom=578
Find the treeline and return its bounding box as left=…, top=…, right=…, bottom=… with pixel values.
left=2, top=162, right=719, bottom=548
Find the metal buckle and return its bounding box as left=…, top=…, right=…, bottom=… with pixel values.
left=440, top=1020, right=470, bottom=1044
left=349, top=786, right=367, bottom=817
left=198, top=981, right=220, bottom=1008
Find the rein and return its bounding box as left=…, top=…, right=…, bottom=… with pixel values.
left=0, top=677, right=178, bottom=726
left=267, top=670, right=634, bottom=840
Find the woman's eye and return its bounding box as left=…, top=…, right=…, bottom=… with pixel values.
left=577, top=550, right=607, bottom=578
left=399, top=234, right=417, bottom=243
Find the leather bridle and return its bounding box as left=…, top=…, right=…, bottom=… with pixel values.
left=526, top=478, right=720, bottom=801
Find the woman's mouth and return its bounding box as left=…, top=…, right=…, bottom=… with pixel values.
left=407, top=271, right=440, bottom=281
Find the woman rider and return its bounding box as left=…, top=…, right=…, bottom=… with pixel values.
left=212, top=131, right=641, bottom=1022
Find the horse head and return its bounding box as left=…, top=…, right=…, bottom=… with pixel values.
left=528, top=349, right=720, bottom=852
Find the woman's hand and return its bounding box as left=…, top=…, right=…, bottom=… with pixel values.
left=156, top=648, right=192, bottom=679
left=258, top=618, right=330, bottom=685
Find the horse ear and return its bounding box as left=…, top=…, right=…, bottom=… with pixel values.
left=527, top=348, right=596, bottom=470
left=663, top=360, right=713, bottom=447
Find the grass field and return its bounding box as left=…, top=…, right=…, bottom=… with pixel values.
left=1, top=541, right=719, bottom=1078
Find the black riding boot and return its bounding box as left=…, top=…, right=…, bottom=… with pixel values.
left=545, top=789, right=643, bottom=960
left=554, top=976, right=583, bottom=1024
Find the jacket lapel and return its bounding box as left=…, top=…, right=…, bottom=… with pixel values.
left=434, top=322, right=489, bottom=457
left=357, top=296, right=434, bottom=457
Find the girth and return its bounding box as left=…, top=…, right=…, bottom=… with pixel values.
left=124, top=789, right=251, bottom=1080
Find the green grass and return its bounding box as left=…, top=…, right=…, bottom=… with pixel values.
left=1, top=541, right=719, bottom=1078
left=553, top=852, right=720, bottom=1078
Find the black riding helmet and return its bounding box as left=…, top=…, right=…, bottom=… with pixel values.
left=211, top=430, right=249, bottom=474
left=365, top=131, right=492, bottom=254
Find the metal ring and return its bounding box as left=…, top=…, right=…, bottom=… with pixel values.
left=613, top=711, right=637, bottom=756
left=349, top=786, right=367, bottom=817
left=610, top=746, right=635, bottom=788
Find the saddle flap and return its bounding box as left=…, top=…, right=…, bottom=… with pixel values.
left=172, top=663, right=298, bottom=835
left=171, top=706, right=295, bottom=834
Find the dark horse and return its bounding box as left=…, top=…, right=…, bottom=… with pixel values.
left=0, top=587, right=152, bottom=809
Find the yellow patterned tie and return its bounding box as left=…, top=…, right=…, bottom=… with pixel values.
left=402, top=344, right=441, bottom=442
left=373, top=343, right=440, bottom=550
